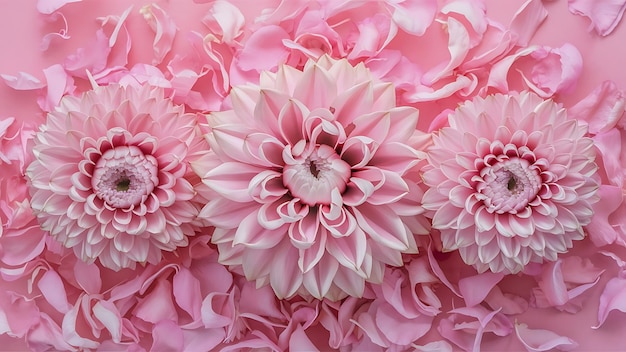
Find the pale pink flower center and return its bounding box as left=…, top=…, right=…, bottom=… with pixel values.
left=476, top=157, right=541, bottom=214
left=283, top=144, right=351, bottom=206
left=92, top=146, right=159, bottom=208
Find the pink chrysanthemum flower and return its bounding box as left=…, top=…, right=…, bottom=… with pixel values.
left=422, top=92, right=599, bottom=273
left=26, top=84, right=206, bottom=270
left=193, top=55, right=430, bottom=300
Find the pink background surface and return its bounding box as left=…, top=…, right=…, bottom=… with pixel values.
left=1, top=0, right=626, bottom=350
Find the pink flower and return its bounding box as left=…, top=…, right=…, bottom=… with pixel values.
left=193, top=55, right=431, bottom=300
left=422, top=92, right=599, bottom=273
left=26, top=83, right=207, bottom=271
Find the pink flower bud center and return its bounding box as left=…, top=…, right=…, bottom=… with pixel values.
left=92, top=146, right=159, bottom=208
left=283, top=144, right=351, bottom=206
left=476, top=157, right=541, bottom=214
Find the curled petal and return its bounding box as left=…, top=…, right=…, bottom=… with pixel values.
left=509, top=0, right=548, bottom=46
left=569, top=80, right=625, bottom=133
left=237, top=25, right=290, bottom=72
left=202, top=0, right=245, bottom=44
left=92, top=300, right=122, bottom=343
left=388, top=0, right=437, bottom=35
left=568, top=0, right=626, bottom=36
left=140, top=4, right=177, bottom=65
left=458, top=272, right=504, bottom=307
left=595, top=276, right=626, bottom=328
left=1, top=72, right=45, bottom=90
left=37, top=269, right=71, bottom=314
left=37, top=0, right=81, bottom=14
left=515, top=323, right=578, bottom=351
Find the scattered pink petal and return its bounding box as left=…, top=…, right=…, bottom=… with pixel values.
left=61, top=297, right=99, bottom=349
left=595, top=275, right=626, bottom=328
left=488, top=43, right=582, bottom=97
left=487, top=45, right=537, bottom=93
left=406, top=74, right=476, bottom=102
left=38, top=64, right=75, bottom=112
left=72, top=261, right=102, bottom=295
left=173, top=267, right=203, bottom=321
left=95, top=7, right=133, bottom=79
left=41, top=31, right=70, bottom=51
left=376, top=303, right=433, bottom=345
left=587, top=186, right=624, bottom=246
left=600, top=251, right=626, bottom=269
left=289, top=325, right=319, bottom=352
left=40, top=13, right=71, bottom=51
left=537, top=261, right=569, bottom=306
left=533, top=257, right=604, bottom=312
left=201, top=291, right=236, bottom=329
left=347, top=14, right=396, bottom=60
left=37, top=0, right=81, bottom=14
left=63, top=28, right=111, bottom=76
left=167, top=32, right=230, bottom=110
left=26, top=313, right=73, bottom=351
left=426, top=242, right=462, bottom=297
left=387, top=0, right=437, bottom=35
left=509, top=0, right=548, bottom=46
left=181, top=328, right=226, bottom=352
left=236, top=25, right=290, bottom=72
left=441, top=0, right=488, bottom=37
left=422, top=17, right=470, bottom=84
left=485, top=286, right=529, bottom=315
left=140, top=4, right=177, bottom=65
left=568, top=0, right=626, bottom=36
left=0, top=224, right=46, bottom=267
left=37, top=269, right=71, bottom=314
left=65, top=6, right=133, bottom=79
left=110, top=63, right=172, bottom=88
left=1, top=72, right=45, bottom=90
left=202, top=0, right=245, bottom=45
left=133, top=279, right=179, bottom=323
left=92, top=300, right=122, bottom=343
left=560, top=256, right=605, bottom=285
left=439, top=307, right=512, bottom=351
left=412, top=340, right=454, bottom=352
left=570, top=80, right=626, bottom=133
left=151, top=319, right=184, bottom=352
left=0, top=291, right=39, bottom=338
left=592, top=130, right=624, bottom=186
left=526, top=43, right=583, bottom=96
left=515, top=322, right=578, bottom=351
left=458, top=272, right=504, bottom=307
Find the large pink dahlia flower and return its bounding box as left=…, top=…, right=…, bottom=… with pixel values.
left=26, top=84, right=207, bottom=270
left=193, top=55, right=430, bottom=300
left=422, top=92, right=599, bottom=274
